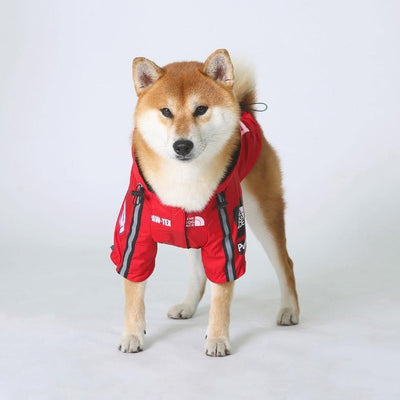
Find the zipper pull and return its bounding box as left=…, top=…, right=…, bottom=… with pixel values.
left=216, top=192, right=228, bottom=209
left=131, top=184, right=144, bottom=204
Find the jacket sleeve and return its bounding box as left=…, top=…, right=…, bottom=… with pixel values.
left=110, top=185, right=157, bottom=282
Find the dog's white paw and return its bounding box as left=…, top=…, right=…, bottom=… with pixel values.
left=167, top=303, right=195, bottom=319
left=118, top=333, right=144, bottom=353
left=204, top=337, right=231, bottom=357
left=277, top=307, right=299, bottom=326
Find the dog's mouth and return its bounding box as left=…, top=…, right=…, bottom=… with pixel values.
left=175, top=154, right=194, bottom=162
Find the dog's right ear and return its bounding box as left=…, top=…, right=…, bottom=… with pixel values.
left=132, top=58, right=164, bottom=95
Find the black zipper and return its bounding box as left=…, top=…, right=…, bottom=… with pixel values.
left=216, top=191, right=236, bottom=281
left=184, top=211, right=190, bottom=248
left=118, top=183, right=144, bottom=278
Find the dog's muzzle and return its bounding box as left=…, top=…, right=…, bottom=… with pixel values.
left=173, top=139, right=194, bottom=160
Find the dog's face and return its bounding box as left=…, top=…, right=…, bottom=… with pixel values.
left=132, top=50, right=240, bottom=163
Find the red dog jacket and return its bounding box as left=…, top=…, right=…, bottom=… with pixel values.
left=111, top=111, right=262, bottom=283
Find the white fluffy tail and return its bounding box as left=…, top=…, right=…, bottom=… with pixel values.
left=232, top=57, right=256, bottom=105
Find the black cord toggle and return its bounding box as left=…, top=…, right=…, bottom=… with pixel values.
left=241, top=102, right=268, bottom=112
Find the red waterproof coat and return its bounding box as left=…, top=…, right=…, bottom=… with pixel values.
left=111, top=111, right=262, bottom=283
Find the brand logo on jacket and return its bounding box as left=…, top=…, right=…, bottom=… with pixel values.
left=239, top=120, right=250, bottom=136
left=237, top=239, right=246, bottom=254
left=236, top=206, right=245, bottom=230
left=151, top=215, right=171, bottom=227
left=119, top=201, right=126, bottom=234
left=186, top=216, right=205, bottom=227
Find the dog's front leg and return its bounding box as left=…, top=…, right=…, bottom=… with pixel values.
left=205, top=281, right=234, bottom=357
left=119, top=279, right=146, bottom=353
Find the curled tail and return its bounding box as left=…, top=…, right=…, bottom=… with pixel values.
left=233, top=58, right=257, bottom=114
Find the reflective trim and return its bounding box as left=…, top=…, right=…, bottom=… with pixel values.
left=119, top=185, right=144, bottom=278
left=217, top=192, right=236, bottom=282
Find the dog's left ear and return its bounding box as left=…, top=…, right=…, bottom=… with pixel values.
left=132, top=57, right=164, bottom=95
left=203, top=49, right=234, bottom=87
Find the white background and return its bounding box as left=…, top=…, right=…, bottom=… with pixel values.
left=1, top=1, right=399, bottom=399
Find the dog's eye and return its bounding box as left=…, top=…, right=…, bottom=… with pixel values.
left=160, top=108, right=173, bottom=118
left=193, top=105, right=208, bottom=117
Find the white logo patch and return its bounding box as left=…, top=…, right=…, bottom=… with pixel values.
left=186, top=216, right=205, bottom=227
left=119, top=201, right=126, bottom=234
left=237, top=239, right=246, bottom=254
left=151, top=215, right=171, bottom=227
left=236, top=206, right=245, bottom=230
left=239, top=121, right=250, bottom=136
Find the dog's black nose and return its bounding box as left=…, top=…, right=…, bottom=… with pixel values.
left=173, top=139, right=193, bottom=157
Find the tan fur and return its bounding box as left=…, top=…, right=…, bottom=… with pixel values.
left=205, top=282, right=234, bottom=356
left=132, top=58, right=241, bottom=208
left=119, top=280, right=146, bottom=353
left=244, top=137, right=299, bottom=311
left=119, top=49, right=299, bottom=356
left=234, top=56, right=299, bottom=314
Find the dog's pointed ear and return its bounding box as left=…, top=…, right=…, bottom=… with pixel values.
left=132, top=57, right=164, bottom=95
left=203, top=49, right=234, bottom=87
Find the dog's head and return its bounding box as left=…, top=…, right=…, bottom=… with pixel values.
left=132, top=49, right=240, bottom=163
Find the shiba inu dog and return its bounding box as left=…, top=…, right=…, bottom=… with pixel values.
left=111, top=49, right=299, bottom=357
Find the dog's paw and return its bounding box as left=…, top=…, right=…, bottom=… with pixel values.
left=204, top=337, right=231, bottom=357
left=167, top=303, right=195, bottom=319
left=118, top=333, right=144, bottom=353
left=277, top=307, right=299, bottom=326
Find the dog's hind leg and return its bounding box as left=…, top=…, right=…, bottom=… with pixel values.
left=242, top=138, right=299, bottom=325
left=168, top=248, right=207, bottom=319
